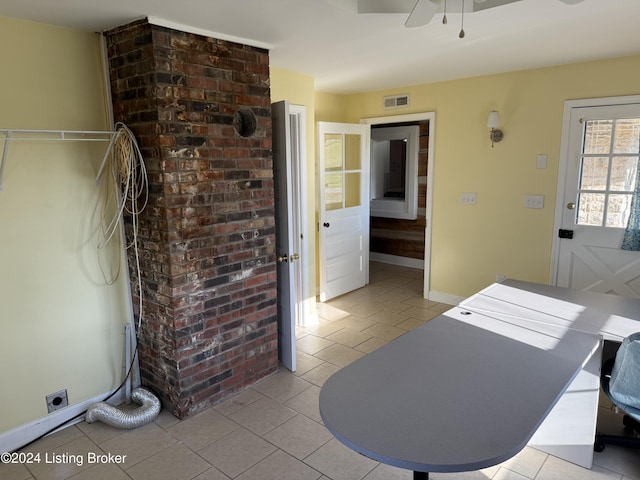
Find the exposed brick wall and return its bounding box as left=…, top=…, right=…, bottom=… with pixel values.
left=105, top=19, right=278, bottom=418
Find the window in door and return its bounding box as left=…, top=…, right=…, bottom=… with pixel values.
left=576, top=118, right=640, bottom=228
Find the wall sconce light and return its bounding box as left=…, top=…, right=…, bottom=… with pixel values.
left=487, top=110, right=503, bottom=147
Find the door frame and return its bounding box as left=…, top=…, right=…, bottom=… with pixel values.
left=361, top=112, right=436, bottom=299
left=550, top=94, right=640, bottom=286
left=289, top=104, right=314, bottom=326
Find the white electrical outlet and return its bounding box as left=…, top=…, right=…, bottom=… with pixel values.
left=460, top=192, right=477, bottom=205
left=524, top=194, right=544, bottom=209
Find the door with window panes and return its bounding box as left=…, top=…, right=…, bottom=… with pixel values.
left=555, top=104, right=640, bottom=296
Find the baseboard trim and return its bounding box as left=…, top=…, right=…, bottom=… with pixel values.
left=370, top=252, right=424, bottom=270
left=428, top=290, right=465, bottom=306
left=0, top=389, right=126, bottom=453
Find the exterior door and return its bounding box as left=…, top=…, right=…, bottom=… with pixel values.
left=553, top=100, right=640, bottom=296
left=318, top=122, right=371, bottom=301
left=272, top=100, right=297, bottom=371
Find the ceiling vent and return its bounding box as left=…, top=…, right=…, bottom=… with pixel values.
left=383, top=94, right=410, bottom=110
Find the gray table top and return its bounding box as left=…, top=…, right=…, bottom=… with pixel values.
left=319, top=307, right=601, bottom=473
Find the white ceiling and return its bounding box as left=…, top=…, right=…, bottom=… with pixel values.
left=1, top=0, right=640, bottom=94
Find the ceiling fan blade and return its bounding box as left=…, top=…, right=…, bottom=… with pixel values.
left=558, top=0, right=584, bottom=4
left=357, top=0, right=417, bottom=14
left=404, top=0, right=438, bottom=28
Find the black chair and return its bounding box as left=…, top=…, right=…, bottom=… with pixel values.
left=594, top=333, right=640, bottom=452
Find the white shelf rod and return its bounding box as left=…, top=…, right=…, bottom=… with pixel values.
left=0, top=129, right=118, bottom=191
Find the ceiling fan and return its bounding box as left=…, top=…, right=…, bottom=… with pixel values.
left=356, top=0, right=584, bottom=28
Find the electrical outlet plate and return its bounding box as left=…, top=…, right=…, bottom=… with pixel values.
left=524, top=194, right=544, bottom=209
left=460, top=192, right=477, bottom=205
left=46, top=390, right=68, bottom=413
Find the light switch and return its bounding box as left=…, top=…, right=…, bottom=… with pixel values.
left=524, top=194, right=544, bottom=209
left=537, top=154, right=547, bottom=169
left=460, top=193, right=477, bottom=205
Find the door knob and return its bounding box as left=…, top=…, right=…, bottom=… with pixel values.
left=567, top=202, right=576, bottom=210
left=291, top=253, right=300, bottom=261
left=323, top=222, right=330, bottom=228
left=277, top=254, right=289, bottom=263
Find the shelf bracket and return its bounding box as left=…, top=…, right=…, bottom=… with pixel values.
left=0, top=129, right=118, bottom=191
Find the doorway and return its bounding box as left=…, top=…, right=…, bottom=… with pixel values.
left=362, top=112, right=436, bottom=299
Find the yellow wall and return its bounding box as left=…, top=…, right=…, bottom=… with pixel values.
left=270, top=67, right=319, bottom=321
left=318, top=54, right=640, bottom=298
left=0, top=16, right=130, bottom=433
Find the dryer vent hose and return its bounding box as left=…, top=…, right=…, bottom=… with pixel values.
left=85, top=387, right=160, bottom=429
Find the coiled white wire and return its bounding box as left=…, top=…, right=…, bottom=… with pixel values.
left=98, top=122, right=148, bottom=329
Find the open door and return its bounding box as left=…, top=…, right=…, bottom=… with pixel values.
left=272, top=100, right=297, bottom=371
left=318, top=121, right=371, bottom=301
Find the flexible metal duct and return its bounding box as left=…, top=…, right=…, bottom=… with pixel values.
left=85, top=387, right=160, bottom=429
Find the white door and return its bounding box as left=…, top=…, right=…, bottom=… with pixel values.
left=272, top=100, right=298, bottom=371
left=318, top=122, right=371, bottom=301
left=553, top=100, right=640, bottom=296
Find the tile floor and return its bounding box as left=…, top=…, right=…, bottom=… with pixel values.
left=2, top=262, right=639, bottom=480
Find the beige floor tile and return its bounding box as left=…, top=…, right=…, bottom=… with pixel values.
left=252, top=370, right=313, bottom=403
left=536, top=454, right=623, bottom=480
left=284, top=385, right=323, bottom=422
left=229, top=396, right=296, bottom=436
left=100, top=421, right=177, bottom=469
left=152, top=409, right=181, bottom=430
left=313, top=343, right=366, bottom=367
left=166, top=408, right=239, bottom=452
left=374, top=299, right=413, bottom=313
left=355, top=336, right=388, bottom=353
left=593, top=443, right=640, bottom=480
left=76, top=420, right=122, bottom=445
left=25, top=436, right=101, bottom=480
left=297, top=335, right=335, bottom=355
left=213, top=387, right=265, bottom=416
left=192, top=466, right=232, bottom=480
left=0, top=460, right=33, bottom=480
left=305, top=438, right=378, bottom=480
left=263, top=414, right=333, bottom=459
left=126, top=442, right=210, bottom=480
left=65, top=463, right=130, bottom=480
left=402, top=306, right=443, bottom=321
left=378, top=290, right=417, bottom=303
left=332, top=315, right=379, bottom=332
left=429, top=303, right=455, bottom=313
left=342, top=303, right=386, bottom=317
left=198, top=428, right=276, bottom=478
left=325, top=328, right=373, bottom=348
left=235, top=450, right=322, bottom=480
left=361, top=323, right=406, bottom=341
left=366, top=310, right=412, bottom=326
left=363, top=462, right=413, bottom=479
left=301, top=322, right=345, bottom=338
left=294, top=350, right=326, bottom=376
left=403, top=296, right=443, bottom=309
left=21, top=425, right=84, bottom=455
left=499, top=447, right=548, bottom=479
left=492, top=467, right=532, bottom=480
left=396, top=317, right=428, bottom=331
left=300, top=362, right=341, bottom=387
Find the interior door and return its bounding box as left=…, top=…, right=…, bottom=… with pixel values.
left=272, top=100, right=297, bottom=371
left=554, top=102, right=640, bottom=296
left=318, top=122, right=370, bottom=301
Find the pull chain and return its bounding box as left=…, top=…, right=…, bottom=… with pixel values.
left=459, top=0, right=466, bottom=38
